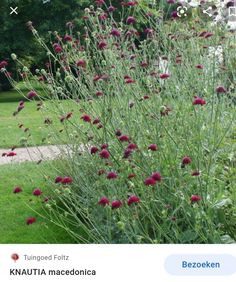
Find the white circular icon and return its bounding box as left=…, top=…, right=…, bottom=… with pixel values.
left=177, top=6, right=188, bottom=17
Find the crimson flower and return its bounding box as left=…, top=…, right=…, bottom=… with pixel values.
left=196, top=64, right=204, bottom=69
left=108, top=5, right=116, bottom=12
left=64, top=35, right=73, bottom=42
left=98, top=41, right=107, bottom=50
left=101, top=144, right=108, bottom=149
left=53, top=43, right=63, bottom=53
left=151, top=172, right=162, bottom=182
left=171, top=11, right=178, bottom=18
left=77, top=59, right=86, bottom=68
left=160, top=73, right=170, bottom=79
left=13, top=186, right=23, bottom=193
left=33, top=188, right=42, bottom=196
left=125, top=1, right=138, bottom=6
left=90, top=146, right=99, bottom=154
left=128, top=195, right=140, bottom=206
left=125, top=78, right=135, bottom=84
left=144, top=28, right=154, bottom=34
left=93, top=118, right=100, bottom=125
left=111, top=200, right=122, bottom=209
left=123, top=148, right=133, bottom=158
left=144, top=177, right=156, bottom=186
left=191, top=170, right=201, bottom=176
left=98, top=197, right=110, bottom=206
left=148, top=144, right=158, bottom=151
left=190, top=195, right=202, bottom=203
left=126, top=16, right=136, bottom=25
left=55, top=176, right=63, bottom=183
left=96, top=91, right=103, bottom=97
left=0, top=60, right=8, bottom=69
left=119, top=135, right=130, bottom=142
left=96, top=0, right=105, bottom=5
left=26, top=217, right=36, bottom=225
left=127, top=143, right=138, bottom=150
left=193, top=96, right=206, bottom=106
left=61, top=177, right=73, bottom=184
left=115, top=129, right=122, bottom=136
left=107, top=171, right=118, bottom=179
left=216, top=86, right=227, bottom=93
left=7, top=152, right=17, bottom=157
left=27, top=91, right=37, bottom=100
left=81, top=114, right=91, bottom=122
left=99, top=149, right=110, bottom=159
left=182, top=156, right=192, bottom=165
left=111, top=29, right=121, bottom=37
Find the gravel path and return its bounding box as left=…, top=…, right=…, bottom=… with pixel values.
left=0, top=145, right=70, bottom=165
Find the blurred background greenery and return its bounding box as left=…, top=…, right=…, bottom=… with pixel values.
left=0, top=0, right=175, bottom=91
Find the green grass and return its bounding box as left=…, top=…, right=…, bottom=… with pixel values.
left=0, top=161, right=75, bottom=243
left=0, top=90, right=82, bottom=148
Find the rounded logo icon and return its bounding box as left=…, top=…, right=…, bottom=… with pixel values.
left=11, top=253, right=19, bottom=262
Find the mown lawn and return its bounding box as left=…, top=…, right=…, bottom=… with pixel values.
left=0, top=161, right=75, bottom=243
left=0, top=88, right=81, bottom=148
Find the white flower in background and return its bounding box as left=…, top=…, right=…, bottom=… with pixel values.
left=227, top=20, right=236, bottom=30
left=158, top=57, right=169, bottom=73
left=205, top=46, right=224, bottom=76
left=186, top=0, right=201, bottom=7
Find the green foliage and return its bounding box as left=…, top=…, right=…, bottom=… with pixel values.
left=0, top=0, right=90, bottom=89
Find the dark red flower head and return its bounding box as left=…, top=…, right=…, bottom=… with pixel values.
left=107, top=171, right=118, bottom=179
left=99, top=149, right=110, bottom=159
left=160, top=73, right=170, bottom=79
left=98, top=196, right=110, bottom=206
left=64, top=34, right=73, bottom=42
left=144, top=177, right=156, bottom=186
left=148, top=144, right=158, bottom=151
left=93, top=118, right=100, bottom=125
left=108, top=5, right=116, bottom=12
left=119, top=135, right=130, bottom=142
left=128, top=195, right=140, bottom=206
left=98, top=41, right=107, bottom=50
left=55, top=176, right=63, bottom=183
left=0, top=60, right=8, bottom=69
left=216, top=86, right=227, bottom=93
left=96, top=91, right=103, bottom=97
left=61, top=176, right=73, bottom=184
left=27, top=91, right=37, bottom=100
left=90, top=146, right=99, bottom=154
left=13, top=186, right=23, bottom=193
left=190, top=195, right=202, bottom=203
left=123, top=148, right=133, bottom=159
left=191, top=170, right=201, bottom=176
left=26, top=217, right=36, bottom=225
left=81, top=114, right=91, bottom=123
left=151, top=172, right=162, bottom=182
left=193, top=96, right=206, bottom=106
left=33, top=188, right=42, bottom=196
left=115, top=129, right=122, bottom=136
left=7, top=151, right=17, bottom=157
left=77, top=59, right=86, bottom=68
left=182, top=156, right=192, bottom=165
left=111, top=29, right=121, bottom=37
left=126, top=16, right=136, bottom=25
left=111, top=200, right=122, bottom=209
left=53, top=43, right=63, bottom=53
left=196, top=64, right=204, bottom=69
left=127, top=143, right=138, bottom=150
left=101, top=144, right=108, bottom=149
